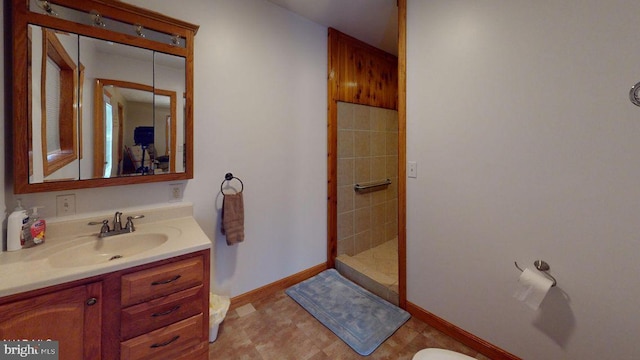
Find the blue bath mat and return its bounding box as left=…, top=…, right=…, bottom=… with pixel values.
left=285, top=269, right=410, bottom=355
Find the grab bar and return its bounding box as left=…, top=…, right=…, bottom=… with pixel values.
left=354, top=179, right=391, bottom=192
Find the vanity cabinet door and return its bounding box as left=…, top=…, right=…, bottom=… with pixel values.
left=0, top=282, right=102, bottom=360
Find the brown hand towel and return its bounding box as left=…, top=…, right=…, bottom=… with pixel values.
left=221, top=192, right=245, bottom=245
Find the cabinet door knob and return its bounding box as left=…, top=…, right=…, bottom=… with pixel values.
left=86, top=297, right=98, bottom=306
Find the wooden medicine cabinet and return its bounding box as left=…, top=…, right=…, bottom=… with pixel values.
left=11, top=0, right=199, bottom=193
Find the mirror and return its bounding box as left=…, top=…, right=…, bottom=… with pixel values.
left=92, top=79, right=178, bottom=178
left=27, top=26, right=81, bottom=183
left=12, top=0, right=198, bottom=193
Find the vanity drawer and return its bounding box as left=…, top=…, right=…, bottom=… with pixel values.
left=120, top=314, right=203, bottom=360
left=121, top=285, right=204, bottom=340
left=121, top=257, right=203, bottom=307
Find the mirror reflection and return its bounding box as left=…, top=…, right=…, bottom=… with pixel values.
left=29, top=26, right=80, bottom=183
left=27, top=24, right=187, bottom=183
left=154, top=52, right=186, bottom=173
left=93, top=80, right=177, bottom=177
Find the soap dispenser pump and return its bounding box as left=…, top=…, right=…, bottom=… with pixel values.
left=7, top=200, right=28, bottom=251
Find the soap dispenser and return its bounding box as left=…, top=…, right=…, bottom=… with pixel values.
left=7, top=200, right=28, bottom=251
left=21, top=206, right=46, bottom=248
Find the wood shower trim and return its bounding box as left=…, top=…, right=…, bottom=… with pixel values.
left=398, top=0, right=407, bottom=310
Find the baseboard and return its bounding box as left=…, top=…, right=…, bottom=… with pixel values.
left=229, top=263, right=327, bottom=310
left=406, top=301, right=522, bottom=360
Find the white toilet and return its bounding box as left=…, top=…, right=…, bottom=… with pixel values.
left=412, top=348, right=476, bottom=360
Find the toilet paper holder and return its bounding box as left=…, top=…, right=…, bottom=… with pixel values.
left=514, top=260, right=557, bottom=287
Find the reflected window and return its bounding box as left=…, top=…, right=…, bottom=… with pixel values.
left=41, top=29, right=78, bottom=176
left=103, top=95, right=113, bottom=177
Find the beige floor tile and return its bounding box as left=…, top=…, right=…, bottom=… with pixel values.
left=209, top=289, right=495, bottom=359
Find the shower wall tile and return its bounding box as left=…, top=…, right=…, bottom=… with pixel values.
left=355, top=158, right=371, bottom=183
left=354, top=192, right=371, bottom=210
left=372, top=203, right=385, bottom=225
left=355, top=208, right=371, bottom=233
left=354, top=131, right=370, bottom=157
left=386, top=156, right=398, bottom=178
left=371, top=190, right=386, bottom=205
left=337, top=158, right=354, bottom=186
left=371, top=156, right=386, bottom=181
left=386, top=110, right=399, bottom=132
left=372, top=227, right=386, bottom=247
left=337, top=236, right=354, bottom=256
left=386, top=179, right=398, bottom=201
left=337, top=130, right=354, bottom=158
left=354, top=230, right=372, bottom=254
left=386, top=132, right=398, bottom=156
left=337, top=102, right=354, bottom=129
left=337, top=102, right=398, bottom=256
left=371, top=110, right=386, bottom=131
left=337, top=211, right=354, bottom=241
left=337, top=185, right=354, bottom=213
left=386, top=199, right=398, bottom=223
left=386, top=221, right=398, bottom=242
left=354, top=104, right=370, bottom=130
left=370, top=132, right=386, bottom=156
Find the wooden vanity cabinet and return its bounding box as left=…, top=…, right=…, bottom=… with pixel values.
left=119, top=256, right=208, bottom=360
left=0, top=250, right=210, bottom=360
left=0, top=282, right=103, bottom=359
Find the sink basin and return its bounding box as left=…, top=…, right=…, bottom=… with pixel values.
left=47, top=232, right=169, bottom=268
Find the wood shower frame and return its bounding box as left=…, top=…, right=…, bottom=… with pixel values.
left=327, top=3, right=407, bottom=307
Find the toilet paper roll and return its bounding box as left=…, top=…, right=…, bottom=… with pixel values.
left=514, top=268, right=554, bottom=310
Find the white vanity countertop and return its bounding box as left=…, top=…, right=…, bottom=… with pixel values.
left=0, top=203, right=212, bottom=298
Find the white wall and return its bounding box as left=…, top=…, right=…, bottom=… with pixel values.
left=4, top=0, right=327, bottom=297
left=406, top=1, right=640, bottom=359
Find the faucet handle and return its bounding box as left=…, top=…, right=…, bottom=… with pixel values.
left=88, top=219, right=110, bottom=235
left=125, top=215, right=144, bottom=232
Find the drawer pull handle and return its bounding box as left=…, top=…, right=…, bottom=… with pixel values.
left=151, top=305, right=181, bottom=317
left=86, top=297, right=98, bottom=306
left=151, top=275, right=181, bottom=286
left=150, top=335, right=180, bottom=348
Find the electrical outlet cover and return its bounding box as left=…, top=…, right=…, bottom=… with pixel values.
left=168, top=183, right=184, bottom=202
left=56, top=194, right=76, bottom=216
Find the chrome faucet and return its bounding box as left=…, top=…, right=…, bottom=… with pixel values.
left=89, top=212, right=144, bottom=238
left=113, top=211, right=123, bottom=231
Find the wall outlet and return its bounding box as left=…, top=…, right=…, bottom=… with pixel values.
left=169, top=183, right=184, bottom=202
left=56, top=194, right=76, bottom=216
left=408, top=161, right=418, bottom=178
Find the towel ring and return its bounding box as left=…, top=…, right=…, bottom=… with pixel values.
left=220, top=172, right=244, bottom=195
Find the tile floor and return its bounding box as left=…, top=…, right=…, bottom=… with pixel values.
left=208, top=289, right=492, bottom=360
left=352, top=240, right=399, bottom=281
left=336, top=240, right=400, bottom=304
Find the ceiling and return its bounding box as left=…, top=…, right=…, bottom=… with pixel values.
left=266, top=0, right=398, bottom=55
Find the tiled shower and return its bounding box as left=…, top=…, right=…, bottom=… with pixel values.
left=335, top=101, right=399, bottom=304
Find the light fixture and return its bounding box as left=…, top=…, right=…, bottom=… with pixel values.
left=36, top=0, right=58, bottom=16
left=170, top=34, right=181, bottom=46
left=90, top=10, right=106, bottom=27
left=134, top=24, right=146, bottom=38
